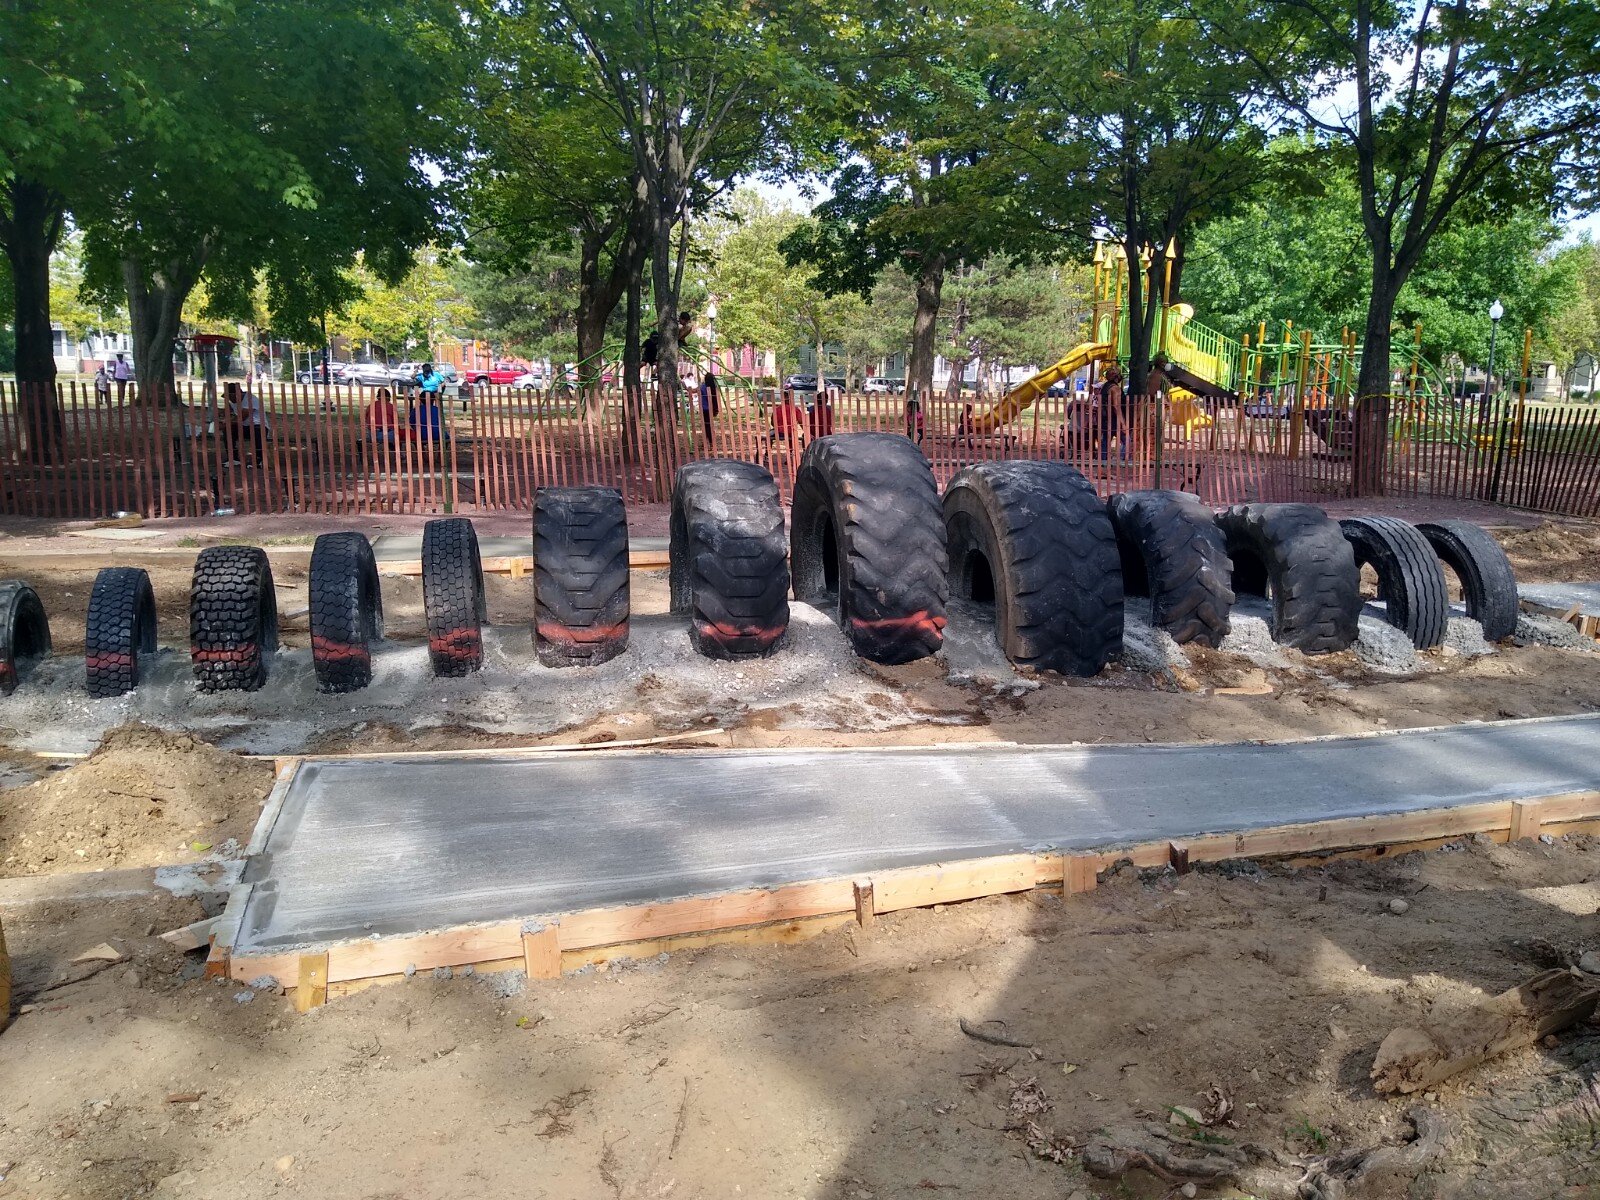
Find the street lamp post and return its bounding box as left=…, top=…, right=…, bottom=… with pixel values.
left=706, top=297, right=718, bottom=373
left=1482, top=299, right=1504, bottom=421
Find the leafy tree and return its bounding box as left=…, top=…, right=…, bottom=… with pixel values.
left=457, top=240, right=586, bottom=364
left=1201, top=0, right=1600, bottom=491
left=944, top=256, right=1092, bottom=393
left=332, top=251, right=475, bottom=363
left=1538, top=241, right=1600, bottom=394
left=71, top=0, right=468, bottom=398
left=50, top=230, right=125, bottom=345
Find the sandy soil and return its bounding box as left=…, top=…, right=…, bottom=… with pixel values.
left=1497, top=521, right=1600, bottom=584
left=1, top=836, right=1597, bottom=1199
left=0, top=726, right=273, bottom=878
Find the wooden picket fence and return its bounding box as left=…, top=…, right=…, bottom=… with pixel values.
left=0, top=380, right=1596, bottom=519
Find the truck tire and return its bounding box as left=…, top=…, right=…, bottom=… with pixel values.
left=190, top=546, right=278, bottom=692
left=422, top=517, right=487, bottom=677
left=790, top=433, right=948, bottom=665
left=85, top=567, right=158, bottom=697
left=1108, top=490, right=1234, bottom=648
left=534, top=487, right=629, bottom=667
left=1416, top=519, right=1518, bottom=641
left=0, top=580, right=50, bottom=696
left=310, top=532, right=385, bottom=693
left=945, top=461, right=1122, bottom=674
left=1338, top=516, right=1449, bottom=649
left=1217, top=503, right=1359, bottom=654
left=670, top=461, right=789, bottom=660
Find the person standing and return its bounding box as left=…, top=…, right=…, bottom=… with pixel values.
left=1096, top=365, right=1125, bottom=461
left=698, top=368, right=721, bottom=445
left=93, top=364, right=111, bottom=405
left=112, top=353, right=133, bottom=402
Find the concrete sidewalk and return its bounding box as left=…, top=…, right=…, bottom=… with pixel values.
left=235, top=714, right=1600, bottom=954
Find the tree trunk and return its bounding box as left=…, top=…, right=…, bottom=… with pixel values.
left=1353, top=272, right=1398, bottom=497
left=576, top=227, right=609, bottom=399
left=1122, top=233, right=1149, bottom=395
left=3, top=179, right=67, bottom=458
left=908, top=252, right=946, bottom=403
left=945, top=292, right=970, bottom=402
left=124, top=251, right=205, bottom=404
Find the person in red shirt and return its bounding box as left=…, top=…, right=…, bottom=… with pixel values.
left=772, top=387, right=804, bottom=442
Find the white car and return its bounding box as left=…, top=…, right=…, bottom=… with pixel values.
left=863, top=377, right=901, bottom=394
left=511, top=371, right=549, bottom=390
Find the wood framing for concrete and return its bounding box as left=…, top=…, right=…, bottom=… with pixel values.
left=207, top=786, right=1600, bottom=1008
left=376, top=546, right=669, bottom=579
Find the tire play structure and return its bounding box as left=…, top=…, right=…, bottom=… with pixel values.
left=944, top=461, right=1123, bottom=675
left=422, top=517, right=488, bottom=677
left=1216, top=504, right=1360, bottom=654
left=1107, top=490, right=1234, bottom=648
left=791, top=433, right=948, bottom=665
left=0, top=580, right=51, bottom=696
left=670, top=461, right=790, bottom=660
left=1416, top=519, right=1519, bottom=642
left=533, top=486, right=630, bottom=668
left=190, top=546, right=279, bottom=692
left=310, top=532, right=385, bottom=693
left=85, top=567, right=159, bottom=697
left=1338, top=517, right=1449, bottom=649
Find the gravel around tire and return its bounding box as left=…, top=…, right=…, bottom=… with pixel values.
left=0, top=579, right=51, bottom=696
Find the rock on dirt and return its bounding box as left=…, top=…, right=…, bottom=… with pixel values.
left=0, top=723, right=274, bottom=877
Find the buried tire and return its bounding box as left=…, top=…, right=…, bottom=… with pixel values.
left=1216, top=503, right=1359, bottom=654
left=1416, top=519, right=1518, bottom=641
left=189, top=546, right=278, bottom=692
left=790, top=433, right=947, bottom=665
left=310, top=532, right=385, bottom=693
left=0, top=580, right=51, bottom=696
left=1108, top=490, right=1234, bottom=648
left=85, top=567, right=158, bottom=697
left=534, top=487, right=629, bottom=667
left=945, top=461, right=1122, bottom=674
left=670, top=461, right=789, bottom=660
left=422, top=517, right=487, bottom=677
left=1338, top=516, right=1449, bottom=649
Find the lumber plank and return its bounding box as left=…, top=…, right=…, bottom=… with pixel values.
left=1372, top=968, right=1600, bottom=1094
left=159, top=917, right=219, bottom=953
left=1063, top=856, right=1099, bottom=895
left=1186, top=802, right=1514, bottom=862
left=853, top=880, right=875, bottom=928
left=295, top=953, right=328, bottom=1012
left=522, top=926, right=561, bottom=980
left=326, top=922, right=522, bottom=983
left=562, top=914, right=855, bottom=971
left=871, top=853, right=1054, bottom=914
left=557, top=880, right=854, bottom=950
left=228, top=952, right=302, bottom=988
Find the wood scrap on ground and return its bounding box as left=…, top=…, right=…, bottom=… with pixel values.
left=1297, top=1107, right=1447, bottom=1200
left=1372, top=968, right=1600, bottom=1095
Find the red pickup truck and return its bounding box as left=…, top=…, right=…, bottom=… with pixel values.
left=465, top=363, right=525, bottom=386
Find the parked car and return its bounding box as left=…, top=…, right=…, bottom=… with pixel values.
left=341, top=361, right=397, bottom=388
left=511, top=371, right=549, bottom=390
left=467, top=363, right=526, bottom=387
left=862, top=377, right=903, bottom=394
left=296, top=361, right=347, bottom=384
left=783, top=374, right=818, bottom=392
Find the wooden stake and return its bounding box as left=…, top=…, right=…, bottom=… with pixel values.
left=295, top=952, right=328, bottom=1012
left=522, top=925, right=561, bottom=980
left=1509, top=801, right=1544, bottom=842
left=853, top=879, right=876, bottom=928
left=1063, top=856, right=1099, bottom=895
left=1168, top=841, right=1191, bottom=875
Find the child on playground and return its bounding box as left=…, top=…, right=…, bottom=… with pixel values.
left=1096, top=365, right=1125, bottom=461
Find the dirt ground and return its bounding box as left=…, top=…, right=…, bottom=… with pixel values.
left=2, top=515, right=1599, bottom=1198
left=1, top=832, right=1598, bottom=1199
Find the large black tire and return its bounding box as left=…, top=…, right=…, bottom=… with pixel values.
left=189, top=546, right=278, bottom=692
left=1338, top=516, right=1449, bottom=649
left=85, top=567, right=158, bottom=698
left=945, top=461, right=1122, bottom=674
left=1216, top=503, right=1359, bottom=654
left=310, top=532, right=385, bottom=693
left=1416, top=519, right=1518, bottom=641
left=670, top=461, right=789, bottom=660
left=0, top=580, right=51, bottom=696
left=1108, top=490, right=1234, bottom=648
left=534, top=487, right=630, bottom=668
left=790, top=433, right=948, bottom=665
left=422, top=517, right=487, bottom=677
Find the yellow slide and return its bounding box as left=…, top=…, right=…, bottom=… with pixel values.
left=971, top=342, right=1112, bottom=434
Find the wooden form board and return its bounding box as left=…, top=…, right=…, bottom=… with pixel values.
left=208, top=787, right=1600, bottom=1007
left=1520, top=598, right=1600, bottom=641
left=378, top=547, right=670, bottom=578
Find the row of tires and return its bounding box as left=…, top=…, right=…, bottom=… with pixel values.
left=0, top=433, right=1521, bottom=695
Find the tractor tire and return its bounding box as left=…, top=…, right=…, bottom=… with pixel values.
left=189, top=546, right=278, bottom=692
left=670, top=461, right=789, bottom=660
left=0, top=580, right=51, bottom=696
left=1108, top=490, right=1234, bottom=648
left=310, top=532, right=385, bottom=693
left=85, top=567, right=158, bottom=698
left=534, top=487, right=630, bottom=667
left=1339, top=516, right=1449, bottom=649
left=1416, top=519, right=1518, bottom=641
left=422, top=517, right=487, bottom=677
left=790, top=432, right=948, bottom=665
left=945, top=461, right=1122, bottom=674
left=1217, top=503, right=1359, bottom=654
